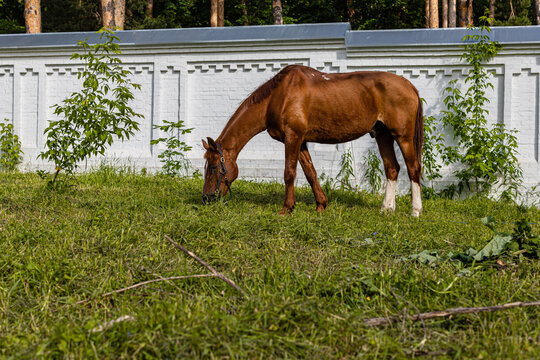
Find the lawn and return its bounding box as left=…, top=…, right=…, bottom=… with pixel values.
left=1, top=169, right=539, bottom=359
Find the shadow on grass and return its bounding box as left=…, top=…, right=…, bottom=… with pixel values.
left=184, top=179, right=375, bottom=210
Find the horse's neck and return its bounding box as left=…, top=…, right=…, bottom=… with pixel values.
left=217, top=101, right=268, bottom=160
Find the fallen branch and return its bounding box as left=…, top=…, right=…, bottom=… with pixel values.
left=72, top=236, right=246, bottom=306
left=164, top=235, right=247, bottom=297
left=364, top=300, right=540, bottom=326
left=73, top=274, right=214, bottom=305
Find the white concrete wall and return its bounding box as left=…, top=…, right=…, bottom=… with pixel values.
left=0, top=24, right=539, bottom=191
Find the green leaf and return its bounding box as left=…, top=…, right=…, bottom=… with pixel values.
left=472, top=234, right=513, bottom=262
left=403, top=250, right=441, bottom=266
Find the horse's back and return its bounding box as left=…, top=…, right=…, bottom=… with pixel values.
left=274, top=66, right=418, bottom=112
left=266, top=66, right=420, bottom=143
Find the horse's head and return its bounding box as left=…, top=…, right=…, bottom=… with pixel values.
left=201, top=137, right=238, bottom=204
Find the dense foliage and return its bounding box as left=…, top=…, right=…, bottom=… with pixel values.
left=0, top=119, right=22, bottom=172
left=1, top=0, right=538, bottom=34
left=421, top=17, right=523, bottom=200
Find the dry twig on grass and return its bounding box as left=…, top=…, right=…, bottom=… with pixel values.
left=73, top=274, right=215, bottom=306
left=364, top=300, right=540, bottom=326
left=164, top=235, right=247, bottom=297
left=73, top=236, right=246, bottom=306
left=88, top=315, right=135, bottom=333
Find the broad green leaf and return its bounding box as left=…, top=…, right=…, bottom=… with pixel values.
left=472, top=234, right=513, bottom=262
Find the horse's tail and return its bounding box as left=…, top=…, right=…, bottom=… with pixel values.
left=414, top=93, right=424, bottom=170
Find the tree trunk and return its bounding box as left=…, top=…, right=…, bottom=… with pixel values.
left=534, top=0, right=540, bottom=25
left=429, top=0, right=439, bottom=28
left=449, top=0, right=456, bottom=27
left=347, top=0, right=355, bottom=23
left=218, top=0, right=224, bottom=27
left=210, top=0, right=217, bottom=27
left=240, top=0, right=248, bottom=25
left=458, top=0, right=468, bottom=26
left=101, top=0, right=125, bottom=30
left=442, top=0, right=448, bottom=27
left=146, top=0, right=153, bottom=18
left=425, top=0, right=430, bottom=27
left=489, top=0, right=495, bottom=19
left=510, top=0, right=515, bottom=18
left=115, top=0, right=125, bottom=29
left=24, top=0, right=41, bottom=33
left=272, top=0, right=283, bottom=25
left=467, top=0, right=473, bottom=26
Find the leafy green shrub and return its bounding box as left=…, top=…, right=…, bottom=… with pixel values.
left=39, top=28, right=143, bottom=185
left=0, top=118, right=23, bottom=172
left=423, top=15, right=522, bottom=199
left=422, top=114, right=444, bottom=191
left=151, top=120, right=193, bottom=177
left=362, top=149, right=383, bottom=194
left=336, top=147, right=355, bottom=190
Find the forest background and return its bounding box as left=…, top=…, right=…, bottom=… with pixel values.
left=1, top=0, right=538, bottom=34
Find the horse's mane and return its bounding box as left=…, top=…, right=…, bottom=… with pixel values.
left=219, top=65, right=320, bottom=139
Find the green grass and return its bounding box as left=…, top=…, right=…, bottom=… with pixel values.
left=1, top=169, right=539, bottom=359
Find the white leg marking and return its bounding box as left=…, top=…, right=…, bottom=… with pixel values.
left=411, top=181, right=422, bottom=217
left=381, top=179, right=397, bottom=213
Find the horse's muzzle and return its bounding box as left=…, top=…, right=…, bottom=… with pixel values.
left=202, top=193, right=218, bottom=205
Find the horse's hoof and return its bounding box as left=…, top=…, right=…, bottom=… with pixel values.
left=316, top=205, right=325, bottom=212
left=380, top=207, right=395, bottom=215
left=411, top=209, right=422, bottom=217
left=279, top=207, right=293, bottom=216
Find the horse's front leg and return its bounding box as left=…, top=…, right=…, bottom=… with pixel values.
left=299, top=142, right=327, bottom=212
left=280, top=133, right=303, bottom=215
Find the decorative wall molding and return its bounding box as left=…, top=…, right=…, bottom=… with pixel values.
left=187, top=60, right=308, bottom=73
left=45, top=63, right=153, bottom=76
left=0, top=65, right=13, bottom=76
left=46, top=66, right=85, bottom=75
left=20, top=67, right=39, bottom=76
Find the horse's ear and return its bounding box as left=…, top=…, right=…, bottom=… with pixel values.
left=202, top=139, right=209, bottom=150
left=207, top=137, right=218, bottom=150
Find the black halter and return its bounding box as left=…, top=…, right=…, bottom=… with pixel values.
left=203, top=142, right=232, bottom=204
left=213, top=142, right=231, bottom=197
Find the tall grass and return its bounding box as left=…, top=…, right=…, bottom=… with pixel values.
left=0, top=171, right=539, bottom=359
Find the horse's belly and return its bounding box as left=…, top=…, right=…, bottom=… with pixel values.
left=304, top=120, right=372, bottom=144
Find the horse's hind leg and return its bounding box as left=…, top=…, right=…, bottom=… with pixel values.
left=395, top=137, right=422, bottom=217
left=375, top=128, right=400, bottom=213
left=299, top=142, right=327, bottom=212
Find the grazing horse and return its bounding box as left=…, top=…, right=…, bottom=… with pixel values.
left=202, top=65, right=424, bottom=216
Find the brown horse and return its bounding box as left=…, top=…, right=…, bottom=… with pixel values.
left=202, top=65, right=424, bottom=216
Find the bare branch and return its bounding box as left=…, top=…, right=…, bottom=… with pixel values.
left=72, top=236, right=247, bottom=306
left=364, top=300, right=540, bottom=326
left=164, top=235, right=247, bottom=297
left=89, top=315, right=135, bottom=333
left=73, top=274, right=214, bottom=305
